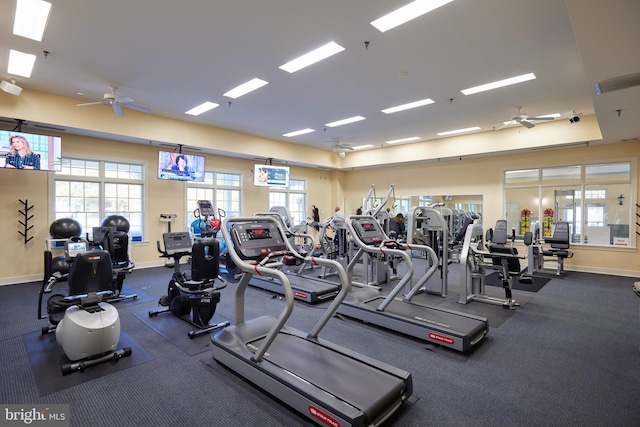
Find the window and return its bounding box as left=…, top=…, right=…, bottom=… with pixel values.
left=269, top=179, right=306, bottom=226
left=53, top=158, right=145, bottom=240
left=504, top=162, right=633, bottom=246
left=186, top=171, right=242, bottom=228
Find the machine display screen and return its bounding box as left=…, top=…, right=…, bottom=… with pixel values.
left=247, top=228, right=272, bottom=240
left=67, top=242, right=87, bottom=257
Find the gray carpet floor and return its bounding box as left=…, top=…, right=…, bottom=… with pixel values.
left=1, top=262, right=639, bottom=426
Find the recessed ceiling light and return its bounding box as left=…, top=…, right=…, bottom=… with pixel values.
left=13, top=0, right=52, bottom=42
left=381, top=99, right=434, bottom=114
left=436, top=126, right=481, bottom=136
left=386, top=136, right=421, bottom=144
left=371, top=0, right=454, bottom=33
left=325, top=116, right=366, bottom=128
left=283, top=128, right=315, bottom=137
left=279, top=42, right=345, bottom=73
left=185, top=102, right=219, bottom=116
left=461, top=73, right=536, bottom=95
left=224, top=78, right=268, bottom=99
left=7, top=49, right=36, bottom=78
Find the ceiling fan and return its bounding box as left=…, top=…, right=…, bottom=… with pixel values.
left=504, top=107, right=555, bottom=129
left=77, top=86, right=151, bottom=116
left=326, top=139, right=355, bottom=152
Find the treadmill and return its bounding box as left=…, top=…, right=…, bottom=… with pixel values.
left=211, top=216, right=413, bottom=427
left=336, top=215, right=488, bottom=353
left=248, top=212, right=340, bottom=304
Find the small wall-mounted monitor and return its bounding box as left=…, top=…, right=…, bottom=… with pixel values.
left=253, top=164, right=289, bottom=187
left=158, top=151, right=205, bottom=182
left=0, top=130, right=62, bottom=171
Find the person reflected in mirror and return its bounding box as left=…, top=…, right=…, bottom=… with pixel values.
left=4, top=135, right=41, bottom=169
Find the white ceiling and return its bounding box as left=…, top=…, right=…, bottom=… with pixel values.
left=0, top=0, right=638, bottom=158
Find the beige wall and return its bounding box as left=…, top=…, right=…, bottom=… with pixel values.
left=340, top=141, right=640, bottom=276
left=1, top=90, right=638, bottom=284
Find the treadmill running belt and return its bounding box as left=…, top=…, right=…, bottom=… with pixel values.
left=250, top=332, right=406, bottom=418
left=362, top=297, right=485, bottom=333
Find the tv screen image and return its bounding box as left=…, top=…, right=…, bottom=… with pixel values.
left=254, top=164, right=290, bottom=187
left=158, top=151, right=205, bottom=182
left=0, top=130, right=62, bottom=171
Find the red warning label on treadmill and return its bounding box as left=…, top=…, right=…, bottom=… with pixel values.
left=309, top=405, right=339, bottom=427
left=429, top=332, right=454, bottom=345
left=294, top=291, right=308, bottom=299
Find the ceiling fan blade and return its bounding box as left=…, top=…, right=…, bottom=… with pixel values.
left=112, top=103, right=124, bottom=116
left=527, top=116, right=554, bottom=121
left=115, top=96, right=134, bottom=104
left=520, top=120, right=535, bottom=129
left=122, top=103, right=152, bottom=114
left=77, top=101, right=105, bottom=107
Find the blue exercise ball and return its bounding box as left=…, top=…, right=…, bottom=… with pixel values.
left=101, top=215, right=130, bottom=233
left=49, top=218, right=82, bottom=239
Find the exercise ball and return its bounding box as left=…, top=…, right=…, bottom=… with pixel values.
left=101, top=215, right=130, bottom=233
left=190, top=219, right=207, bottom=236
left=49, top=218, right=82, bottom=239
left=51, top=255, right=69, bottom=276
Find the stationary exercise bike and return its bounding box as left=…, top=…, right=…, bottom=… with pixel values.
left=149, top=232, right=229, bottom=338
left=38, top=239, right=132, bottom=375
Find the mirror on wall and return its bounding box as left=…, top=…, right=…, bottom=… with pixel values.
left=344, top=194, right=483, bottom=219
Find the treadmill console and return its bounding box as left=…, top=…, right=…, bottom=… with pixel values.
left=352, top=217, right=387, bottom=246
left=197, top=200, right=216, bottom=216
left=162, top=232, right=193, bottom=255
left=229, top=220, right=287, bottom=260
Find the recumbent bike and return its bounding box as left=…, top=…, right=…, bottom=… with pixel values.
left=149, top=232, right=229, bottom=338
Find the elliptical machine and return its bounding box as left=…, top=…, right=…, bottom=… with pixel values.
left=149, top=232, right=229, bottom=338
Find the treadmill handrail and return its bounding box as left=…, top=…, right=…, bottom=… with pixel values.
left=221, top=215, right=352, bottom=358
left=346, top=215, right=414, bottom=311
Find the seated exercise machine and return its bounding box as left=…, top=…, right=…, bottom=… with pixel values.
left=211, top=216, right=413, bottom=427
left=540, top=221, right=573, bottom=275
left=485, top=219, right=533, bottom=284
left=523, top=221, right=574, bottom=277
left=38, top=241, right=132, bottom=375
left=337, top=215, right=488, bottom=352
left=149, top=232, right=229, bottom=338
left=43, top=222, right=137, bottom=305
left=458, top=221, right=525, bottom=309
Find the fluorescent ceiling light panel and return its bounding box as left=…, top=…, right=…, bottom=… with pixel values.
left=371, top=0, right=454, bottom=33
left=386, top=136, right=421, bottom=144
left=7, top=49, right=36, bottom=78
left=283, top=128, right=315, bottom=137
left=325, top=116, right=366, bottom=128
left=13, top=0, right=52, bottom=41
left=352, top=144, right=374, bottom=150
left=381, top=98, right=434, bottom=114
left=436, top=126, right=481, bottom=136
left=461, top=73, right=536, bottom=95
left=185, top=102, right=219, bottom=116
left=224, top=78, right=269, bottom=99
left=279, top=42, right=345, bottom=73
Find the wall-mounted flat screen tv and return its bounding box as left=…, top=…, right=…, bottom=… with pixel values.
left=254, top=164, right=289, bottom=187
left=158, top=151, right=205, bottom=182
left=0, top=130, right=62, bottom=171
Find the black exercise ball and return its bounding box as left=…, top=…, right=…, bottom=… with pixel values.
left=49, top=218, right=82, bottom=239
left=101, top=215, right=130, bottom=233
left=51, top=255, right=69, bottom=277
